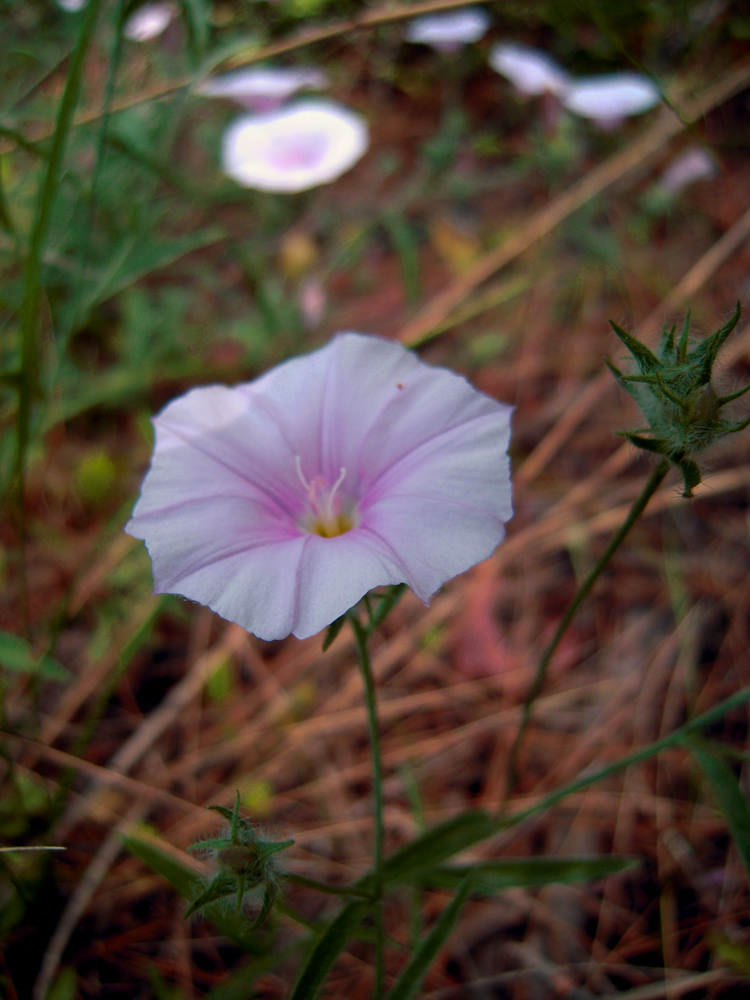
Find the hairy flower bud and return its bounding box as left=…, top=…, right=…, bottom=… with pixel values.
left=606, top=305, right=750, bottom=497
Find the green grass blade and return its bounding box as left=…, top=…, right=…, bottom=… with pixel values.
left=377, top=811, right=495, bottom=888
left=424, top=856, right=638, bottom=893
left=289, top=900, right=371, bottom=1000
left=0, top=630, right=70, bottom=681
left=383, top=213, right=421, bottom=303
left=688, top=739, right=750, bottom=883
left=386, top=874, right=474, bottom=1000
left=16, top=0, right=105, bottom=487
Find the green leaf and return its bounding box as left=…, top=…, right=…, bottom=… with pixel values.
left=387, top=874, right=474, bottom=1000
left=383, top=213, right=421, bottom=304
left=177, top=0, right=210, bottom=61
left=377, top=811, right=496, bottom=888
left=424, top=856, right=638, bottom=894
left=43, top=966, right=77, bottom=1000
left=289, top=900, right=371, bottom=1000
left=688, top=739, right=750, bottom=883
left=122, top=829, right=265, bottom=953
left=0, top=631, right=70, bottom=681
left=609, top=321, right=661, bottom=374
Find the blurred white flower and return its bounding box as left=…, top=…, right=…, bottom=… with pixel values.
left=659, top=146, right=717, bottom=194
left=56, top=0, right=86, bottom=11
left=198, top=67, right=329, bottom=112
left=124, top=2, right=175, bottom=42
left=489, top=43, right=570, bottom=96
left=221, top=99, right=368, bottom=193
left=405, top=7, right=490, bottom=53
left=560, top=72, right=660, bottom=128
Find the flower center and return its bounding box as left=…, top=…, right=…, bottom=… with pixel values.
left=295, top=457, right=357, bottom=538
left=268, top=133, right=327, bottom=171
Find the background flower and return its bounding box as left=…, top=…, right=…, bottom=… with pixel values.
left=124, top=2, right=175, bottom=42
left=405, top=8, right=490, bottom=52
left=220, top=99, right=369, bottom=193
left=489, top=43, right=571, bottom=96
left=126, top=333, right=513, bottom=641
left=198, top=66, right=329, bottom=112
left=560, top=72, right=660, bottom=127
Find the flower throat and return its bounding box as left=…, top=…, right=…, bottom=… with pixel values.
left=295, top=457, right=356, bottom=537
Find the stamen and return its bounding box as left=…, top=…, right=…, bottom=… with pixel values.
left=295, top=455, right=310, bottom=491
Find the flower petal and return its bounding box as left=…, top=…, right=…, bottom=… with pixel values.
left=489, top=43, right=571, bottom=96
left=221, top=100, right=368, bottom=193
left=560, top=73, right=660, bottom=120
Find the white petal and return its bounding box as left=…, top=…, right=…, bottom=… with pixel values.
left=405, top=8, right=490, bottom=48
left=291, top=533, right=405, bottom=639
left=198, top=67, right=329, bottom=109
left=489, top=43, right=570, bottom=96
left=660, top=146, right=717, bottom=194
left=221, top=100, right=368, bottom=193
left=362, top=495, right=508, bottom=604
left=560, top=73, right=660, bottom=120
left=124, top=3, right=174, bottom=41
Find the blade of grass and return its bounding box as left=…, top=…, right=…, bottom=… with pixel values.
left=288, top=900, right=371, bottom=1000
left=424, top=856, right=638, bottom=893
left=386, top=873, right=474, bottom=1000
left=15, top=0, right=104, bottom=544
left=688, top=738, right=750, bottom=882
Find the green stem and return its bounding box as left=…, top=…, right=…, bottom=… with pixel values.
left=504, top=457, right=671, bottom=800
left=350, top=614, right=385, bottom=1000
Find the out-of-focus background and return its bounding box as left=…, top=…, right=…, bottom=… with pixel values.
left=2, top=1, right=750, bottom=997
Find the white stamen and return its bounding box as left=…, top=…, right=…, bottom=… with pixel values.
left=295, top=454, right=310, bottom=491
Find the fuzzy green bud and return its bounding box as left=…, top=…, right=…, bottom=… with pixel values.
left=607, top=304, right=750, bottom=497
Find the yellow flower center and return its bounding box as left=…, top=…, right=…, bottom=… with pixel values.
left=295, top=457, right=357, bottom=538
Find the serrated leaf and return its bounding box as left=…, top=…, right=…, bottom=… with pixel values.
left=387, top=874, right=474, bottom=1000
left=688, top=739, right=750, bottom=883
left=424, top=856, right=638, bottom=894
left=0, top=631, right=70, bottom=681
left=289, top=900, right=370, bottom=1000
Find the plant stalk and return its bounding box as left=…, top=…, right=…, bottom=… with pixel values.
left=504, top=457, right=671, bottom=800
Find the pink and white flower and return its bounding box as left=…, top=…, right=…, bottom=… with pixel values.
left=405, top=8, right=490, bottom=53
left=198, top=67, right=329, bottom=112
left=126, top=333, right=513, bottom=641
left=221, top=99, right=368, bottom=193
left=560, top=73, right=660, bottom=128
left=124, top=2, right=175, bottom=42
left=489, top=43, right=570, bottom=96
left=659, top=146, right=717, bottom=194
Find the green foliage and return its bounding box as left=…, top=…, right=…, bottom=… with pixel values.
left=0, top=630, right=69, bottom=680
left=607, top=305, right=750, bottom=495
left=688, top=739, right=750, bottom=884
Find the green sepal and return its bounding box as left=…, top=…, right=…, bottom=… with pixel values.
left=717, top=382, right=750, bottom=407
left=677, top=308, right=692, bottom=361
left=248, top=880, right=278, bottom=931
left=720, top=415, right=750, bottom=435
left=605, top=359, right=641, bottom=401
left=609, top=321, right=661, bottom=374
left=185, top=872, right=237, bottom=917
left=691, top=302, right=741, bottom=383
left=322, top=614, right=347, bottom=651
left=624, top=432, right=669, bottom=455
left=661, top=321, right=676, bottom=358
